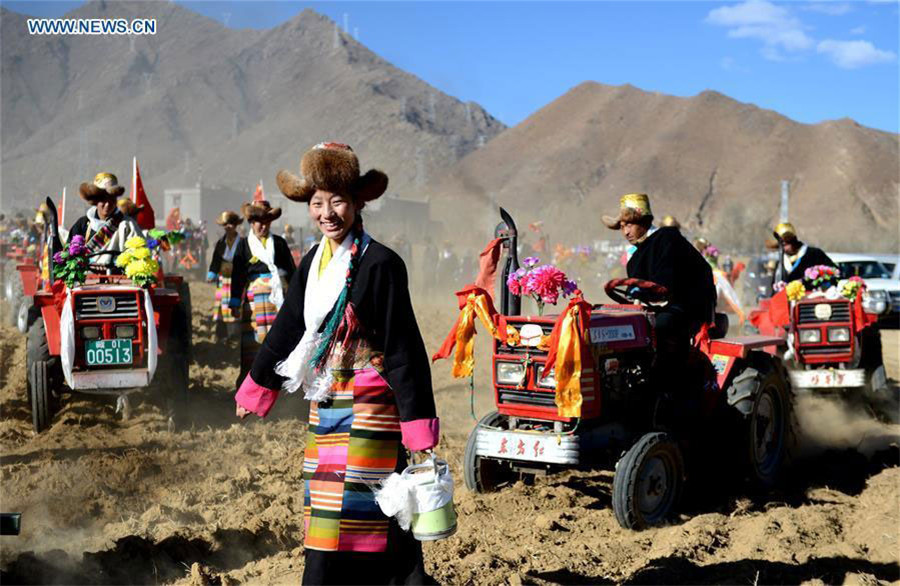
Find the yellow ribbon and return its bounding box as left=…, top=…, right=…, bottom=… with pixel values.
left=451, top=292, right=499, bottom=378
left=554, top=305, right=583, bottom=418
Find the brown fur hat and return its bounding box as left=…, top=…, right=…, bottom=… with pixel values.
left=276, top=142, right=388, bottom=203
left=80, top=172, right=125, bottom=203
left=241, top=200, right=282, bottom=223
left=216, top=210, right=243, bottom=226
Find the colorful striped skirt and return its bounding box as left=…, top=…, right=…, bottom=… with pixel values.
left=212, top=262, right=236, bottom=324
left=303, top=366, right=401, bottom=553
left=239, top=273, right=286, bottom=380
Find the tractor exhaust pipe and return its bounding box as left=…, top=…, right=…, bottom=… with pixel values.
left=497, top=207, right=521, bottom=316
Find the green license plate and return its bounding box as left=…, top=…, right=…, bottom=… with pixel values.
left=85, top=339, right=133, bottom=366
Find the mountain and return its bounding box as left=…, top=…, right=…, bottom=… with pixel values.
left=1, top=1, right=504, bottom=220
left=427, top=82, right=899, bottom=252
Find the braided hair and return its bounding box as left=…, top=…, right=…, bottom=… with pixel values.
left=309, top=216, right=365, bottom=371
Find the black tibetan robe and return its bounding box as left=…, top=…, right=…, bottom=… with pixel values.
left=781, top=245, right=836, bottom=283
left=228, top=234, right=296, bottom=303
left=250, top=240, right=437, bottom=424
left=626, top=226, right=717, bottom=326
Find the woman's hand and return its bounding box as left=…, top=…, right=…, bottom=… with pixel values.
left=236, top=405, right=251, bottom=419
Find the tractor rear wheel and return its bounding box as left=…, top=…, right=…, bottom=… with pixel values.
left=26, top=317, right=58, bottom=433
left=16, top=297, right=33, bottom=333
left=612, top=432, right=684, bottom=530
left=464, top=411, right=515, bottom=493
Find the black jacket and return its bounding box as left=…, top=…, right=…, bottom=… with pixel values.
left=229, top=234, right=295, bottom=304
left=208, top=235, right=241, bottom=275
left=781, top=245, right=836, bottom=283
left=249, top=240, right=437, bottom=423
left=626, top=227, right=716, bottom=325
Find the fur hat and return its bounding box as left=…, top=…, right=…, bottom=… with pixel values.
left=117, top=198, right=142, bottom=217
left=241, top=200, right=282, bottom=223
left=80, top=172, right=125, bottom=203
left=216, top=210, right=243, bottom=226
left=276, top=142, right=388, bottom=203
left=602, top=193, right=654, bottom=229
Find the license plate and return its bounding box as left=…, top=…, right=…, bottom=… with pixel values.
left=789, top=368, right=865, bottom=389
left=485, top=432, right=550, bottom=459
left=85, top=339, right=133, bottom=366
left=590, top=325, right=636, bottom=343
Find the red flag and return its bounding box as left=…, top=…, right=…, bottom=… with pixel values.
left=253, top=181, right=264, bottom=202
left=58, top=187, right=66, bottom=229
left=131, top=157, right=156, bottom=229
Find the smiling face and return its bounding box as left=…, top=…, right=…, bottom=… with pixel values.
left=308, top=190, right=358, bottom=245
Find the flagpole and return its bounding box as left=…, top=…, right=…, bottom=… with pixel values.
left=132, top=156, right=138, bottom=203
left=60, top=186, right=66, bottom=228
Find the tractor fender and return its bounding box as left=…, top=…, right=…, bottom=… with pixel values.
left=40, top=304, right=62, bottom=356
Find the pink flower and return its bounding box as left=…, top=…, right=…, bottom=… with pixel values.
left=523, top=256, right=540, bottom=268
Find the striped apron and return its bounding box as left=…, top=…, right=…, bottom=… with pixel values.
left=302, top=347, right=401, bottom=553
left=212, top=260, right=236, bottom=324
left=240, top=273, right=288, bottom=375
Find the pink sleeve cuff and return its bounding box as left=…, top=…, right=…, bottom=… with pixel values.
left=236, top=374, right=280, bottom=417
left=400, top=418, right=440, bottom=451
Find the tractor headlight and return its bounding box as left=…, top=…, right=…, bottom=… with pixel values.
left=798, top=329, right=821, bottom=344
left=537, top=367, right=556, bottom=389
left=828, top=327, right=851, bottom=343
left=81, top=326, right=101, bottom=340
left=863, top=290, right=888, bottom=314
left=496, top=361, right=526, bottom=386
left=115, top=325, right=136, bottom=339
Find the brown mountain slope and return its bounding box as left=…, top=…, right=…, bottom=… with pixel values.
left=428, top=82, right=899, bottom=252
left=1, top=1, right=504, bottom=215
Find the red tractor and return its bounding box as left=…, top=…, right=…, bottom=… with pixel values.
left=459, top=210, right=794, bottom=530
left=749, top=288, right=894, bottom=421
left=20, top=199, right=192, bottom=433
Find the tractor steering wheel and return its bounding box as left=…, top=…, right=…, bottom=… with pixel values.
left=604, top=278, right=670, bottom=306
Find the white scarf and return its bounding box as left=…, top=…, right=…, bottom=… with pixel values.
left=223, top=235, right=240, bottom=262
left=86, top=207, right=110, bottom=234
left=247, top=232, right=285, bottom=309
left=784, top=244, right=809, bottom=273
left=275, top=232, right=370, bottom=401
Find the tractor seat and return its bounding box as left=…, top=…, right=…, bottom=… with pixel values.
left=708, top=313, right=730, bottom=340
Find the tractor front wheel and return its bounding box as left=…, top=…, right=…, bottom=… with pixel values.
left=26, top=317, right=59, bottom=433
left=612, top=432, right=684, bottom=530
left=464, top=411, right=515, bottom=493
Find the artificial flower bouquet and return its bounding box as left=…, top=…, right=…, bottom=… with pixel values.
left=803, top=264, right=840, bottom=292
left=52, top=235, right=89, bottom=288
left=116, top=236, right=160, bottom=288
left=838, top=276, right=866, bottom=300
left=507, top=256, right=577, bottom=315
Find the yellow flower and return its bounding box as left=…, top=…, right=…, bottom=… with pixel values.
left=786, top=280, right=806, bottom=302
left=116, top=250, right=134, bottom=267
left=124, top=236, right=146, bottom=250
left=146, top=258, right=160, bottom=274
left=131, top=247, right=151, bottom=260
left=125, top=259, right=150, bottom=278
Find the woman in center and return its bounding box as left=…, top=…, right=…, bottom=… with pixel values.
left=235, top=142, right=439, bottom=585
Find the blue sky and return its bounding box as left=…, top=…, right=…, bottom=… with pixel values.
left=4, top=1, right=899, bottom=132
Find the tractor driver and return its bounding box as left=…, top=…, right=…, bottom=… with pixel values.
left=771, top=222, right=836, bottom=284
left=68, top=173, right=144, bottom=267
left=603, top=193, right=716, bottom=396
